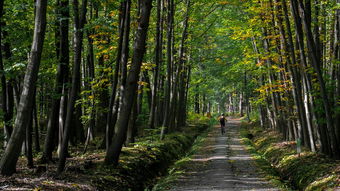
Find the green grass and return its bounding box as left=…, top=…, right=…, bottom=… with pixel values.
left=240, top=128, right=293, bottom=191
left=149, top=121, right=214, bottom=191
left=240, top=123, right=340, bottom=191
left=90, top=115, right=214, bottom=191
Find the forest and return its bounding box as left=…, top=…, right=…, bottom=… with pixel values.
left=0, top=0, right=339, bottom=190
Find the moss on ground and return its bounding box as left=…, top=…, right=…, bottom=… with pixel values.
left=240, top=123, right=340, bottom=191
left=150, top=124, right=213, bottom=191
left=89, top=116, right=213, bottom=191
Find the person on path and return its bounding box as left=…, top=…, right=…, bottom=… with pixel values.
left=219, top=113, right=226, bottom=135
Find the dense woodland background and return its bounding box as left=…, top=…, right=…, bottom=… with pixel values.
left=0, top=0, right=338, bottom=178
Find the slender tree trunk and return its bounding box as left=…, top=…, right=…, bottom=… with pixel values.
left=95, top=55, right=109, bottom=134
left=194, top=90, right=200, bottom=114
left=177, top=0, right=190, bottom=128
left=105, top=2, right=126, bottom=150
left=297, top=0, right=340, bottom=158
left=57, top=0, right=87, bottom=174
left=42, top=0, right=69, bottom=162
left=334, top=0, right=340, bottom=146
left=161, top=0, right=174, bottom=131
left=33, top=98, right=40, bottom=152
left=105, top=0, right=152, bottom=165
left=0, top=0, right=13, bottom=147
left=118, top=0, right=131, bottom=114
left=183, top=64, right=191, bottom=123
left=277, top=0, right=315, bottom=150
left=84, top=4, right=95, bottom=147
left=26, top=99, right=34, bottom=168
left=126, top=97, right=137, bottom=145
left=148, top=0, right=163, bottom=129
left=143, top=71, right=152, bottom=111
left=0, top=0, right=48, bottom=175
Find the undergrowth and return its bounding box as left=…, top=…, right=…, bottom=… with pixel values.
left=240, top=122, right=340, bottom=191
left=150, top=123, right=214, bottom=191
left=89, top=114, right=213, bottom=191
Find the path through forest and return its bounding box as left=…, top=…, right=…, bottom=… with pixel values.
left=170, top=118, right=280, bottom=191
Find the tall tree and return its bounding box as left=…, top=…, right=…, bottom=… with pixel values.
left=296, top=0, right=340, bottom=158
left=42, top=0, right=70, bottom=163
left=0, top=0, right=48, bottom=175
left=161, top=0, right=174, bottom=138
left=105, top=0, right=130, bottom=150
left=105, top=0, right=153, bottom=165
left=57, top=0, right=88, bottom=174
left=177, top=0, right=190, bottom=128
left=148, top=0, right=163, bottom=129
left=0, top=0, right=13, bottom=147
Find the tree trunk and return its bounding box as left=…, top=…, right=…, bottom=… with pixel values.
left=0, top=0, right=48, bottom=175
left=57, top=0, right=87, bottom=174
left=33, top=98, right=40, bottom=152
left=26, top=104, right=34, bottom=168
left=194, top=90, right=200, bottom=114
left=297, top=0, right=340, bottom=158
left=162, top=0, right=174, bottom=130
left=83, top=4, right=95, bottom=147
left=118, top=0, right=131, bottom=112
left=0, top=0, right=13, bottom=147
left=177, top=0, right=190, bottom=128
left=105, top=0, right=152, bottom=165
left=148, top=0, right=163, bottom=129
left=42, top=0, right=69, bottom=162
left=126, top=97, right=137, bottom=145
left=105, top=1, right=126, bottom=151
left=95, top=55, right=109, bottom=134
left=277, top=0, right=315, bottom=150
left=334, top=0, right=340, bottom=148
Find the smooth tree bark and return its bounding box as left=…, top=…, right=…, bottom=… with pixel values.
left=148, top=0, right=163, bottom=129
left=176, top=0, right=190, bottom=128
left=33, top=98, right=40, bottom=152
left=83, top=4, right=95, bottom=151
left=297, top=0, right=340, bottom=158
left=335, top=0, right=340, bottom=142
left=0, top=0, right=13, bottom=147
left=105, top=0, right=153, bottom=165
left=289, top=0, right=330, bottom=154
left=126, top=97, right=137, bottom=145
left=42, top=0, right=69, bottom=162
left=274, top=0, right=315, bottom=150
left=105, top=1, right=126, bottom=150
left=26, top=103, right=34, bottom=168
left=117, top=0, right=131, bottom=121
left=161, top=0, right=175, bottom=134
left=194, top=89, right=200, bottom=114
left=106, top=0, right=131, bottom=150
left=57, top=0, right=87, bottom=174
left=0, top=0, right=48, bottom=175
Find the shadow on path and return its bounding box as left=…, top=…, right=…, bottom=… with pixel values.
left=170, top=118, right=280, bottom=191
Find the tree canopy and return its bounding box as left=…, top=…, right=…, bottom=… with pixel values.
left=0, top=0, right=338, bottom=184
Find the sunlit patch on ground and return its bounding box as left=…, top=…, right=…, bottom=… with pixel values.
left=169, top=118, right=280, bottom=191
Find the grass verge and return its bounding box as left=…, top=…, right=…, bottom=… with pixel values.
left=149, top=123, right=213, bottom=191
left=240, top=123, right=340, bottom=191
left=0, top=115, right=212, bottom=191
left=90, top=122, right=210, bottom=191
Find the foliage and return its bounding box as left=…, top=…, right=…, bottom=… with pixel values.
left=151, top=125, right=212, bottom=191
left=241, top=123, right=340, bottom=191
left=91, top=123, right=209, bottom=191
left=186, top=112, right=212, bottom=125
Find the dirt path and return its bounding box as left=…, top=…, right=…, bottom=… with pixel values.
left=170, top=118, right=280, bottom=191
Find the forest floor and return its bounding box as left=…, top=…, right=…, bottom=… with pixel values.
left=0, top=121, right=208, bottom=190
left=166, top=118, right=280, bottom=191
